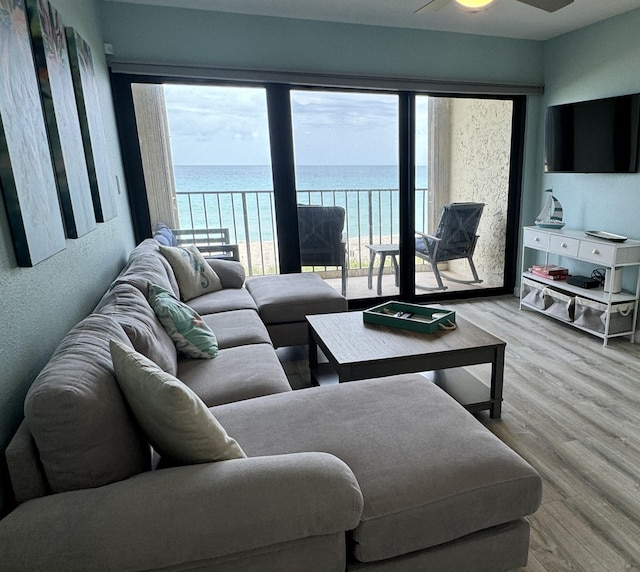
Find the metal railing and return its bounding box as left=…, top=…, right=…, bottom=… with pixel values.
left=176, top=188, right=429, bottom=276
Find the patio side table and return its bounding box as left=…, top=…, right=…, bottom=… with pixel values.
left=366, top=244, right=399, bottom=295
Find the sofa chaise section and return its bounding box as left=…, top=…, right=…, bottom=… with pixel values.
left=246, top=273, right=348, bottom=347
left=213, top=375, right=543, bottom=571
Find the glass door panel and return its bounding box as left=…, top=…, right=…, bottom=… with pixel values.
left=290, top=89, right=399, bottom=299
left=132, top=83, right=277, bottom=275
left=414, top=96, right=513, bottom=295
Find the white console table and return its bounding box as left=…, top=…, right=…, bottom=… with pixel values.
left=520, top=227, right=640, bottom=346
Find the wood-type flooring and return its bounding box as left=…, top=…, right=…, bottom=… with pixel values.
left=277, top=295, right=640, bottom=571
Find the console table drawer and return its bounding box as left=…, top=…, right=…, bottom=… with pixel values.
left=523, top=228, right=550, bottom=250
left=549, top=235, right=579, bottom=257
left=578, top=241, right=616, bottom=265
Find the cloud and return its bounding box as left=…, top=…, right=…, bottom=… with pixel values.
left=161, top=84, right=426, bottom=166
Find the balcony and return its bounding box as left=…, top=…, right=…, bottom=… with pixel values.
left=174, top=188, right=497, bottom=298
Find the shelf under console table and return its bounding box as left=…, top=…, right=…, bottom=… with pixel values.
left=520, top=226, right=640, bottom=347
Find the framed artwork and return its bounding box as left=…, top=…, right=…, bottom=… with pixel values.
left=27, top=0, right=96, bottom=238
left=66, top=26, right=117, bottom=222
left=0, top=0, right=66, bottom=266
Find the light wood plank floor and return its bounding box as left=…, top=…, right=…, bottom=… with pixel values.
left=277, top=295, right=640, bottom=571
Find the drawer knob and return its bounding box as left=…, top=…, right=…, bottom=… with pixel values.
left=561, top=242, right=567, bottom=248
left=534, top=237, right=539, bottom=242
left=592, top=249, right=599, bottom=255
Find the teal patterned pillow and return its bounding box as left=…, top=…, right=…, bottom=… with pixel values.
left=148, top=283, right=218, bottom=359
left=159, top=245, right=222, bottom=302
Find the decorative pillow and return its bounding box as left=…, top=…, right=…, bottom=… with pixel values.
left=159, top=244, right=222, bottom=301
left=110, top=340, right=246, bottom=464
left=148, top=283, right=218, bottom=359
left=153, top=222, right=178, bottom=246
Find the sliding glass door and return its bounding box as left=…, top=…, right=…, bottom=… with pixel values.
left=132, top=83, right=278, bottom=275
left=114, top=74, right=524, bottom=304
left=413, top=96, right=514, bottom=296
left=290, top=89, right=400, bottom=299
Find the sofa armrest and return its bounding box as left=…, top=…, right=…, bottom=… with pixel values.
left=0, top=452, right=363, bottom=571
left=206, top=257, right=246, bottom=288
left=5, top=420, right=50, bottom=505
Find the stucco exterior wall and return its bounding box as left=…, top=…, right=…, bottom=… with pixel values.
left=447, top=98, right=513, bottom=286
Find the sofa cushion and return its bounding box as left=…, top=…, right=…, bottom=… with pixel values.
left=160, top=245, right=222, bottom=301
left=24, top=315, right=151, bottom=494
left=245, top=273, right=346, bottom=325
left=149, top=284, right=218, bottom=359
left=212, top=376, right=542, bottom=563
left=178, top=343, right=291, bottom=406
left=114, top=239, right=180, bottom=298
left=206, top=258, right=246, bottom=289
left=110, top=341, right=246, bottom=464
left=202, top=309, right=271, bottom=349
left=96, top=283, right=178, bottom=375
left=187, top=288, right=258, bottom=316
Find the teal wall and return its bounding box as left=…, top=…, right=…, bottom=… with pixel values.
left=525, top=8, right=640, bottom=286
left=0, top=0, right=135, bottom=515
left=536, top=9, right=640, bottom=241
left=98, top=3, right=544, bottom=85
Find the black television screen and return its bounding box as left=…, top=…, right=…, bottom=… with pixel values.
left=545, top=94, right=640, bottom=173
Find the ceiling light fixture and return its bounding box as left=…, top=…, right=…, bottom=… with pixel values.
left=454, top=0, right=495, bottom=12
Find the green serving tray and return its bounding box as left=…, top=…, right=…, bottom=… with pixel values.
left=363, top=301, right=456, bottom=334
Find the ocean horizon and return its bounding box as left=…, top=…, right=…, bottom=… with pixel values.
left=174, top=164, right=427, bottom=192
left=173, top=164, right=428, bottom=242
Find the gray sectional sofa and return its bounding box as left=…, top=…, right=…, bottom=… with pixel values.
left=0, top=238, right=542, bottom=571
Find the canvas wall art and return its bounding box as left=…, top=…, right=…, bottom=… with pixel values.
left=0, top=0, right=66, bottom=266
left=66, top=27, right=117, bottom=222
left=27, top=0, right=96, bottom=238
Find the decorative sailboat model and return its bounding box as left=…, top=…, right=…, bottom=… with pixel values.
left=535, top=189, right=565, bottom=229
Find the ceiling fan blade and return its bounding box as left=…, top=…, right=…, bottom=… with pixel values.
left=414, top=0, right=451, bottom=14
left=515, top=0, right=574, bottom=13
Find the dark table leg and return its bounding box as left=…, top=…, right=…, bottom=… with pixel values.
left=308, top=324, right=319, bottom=386
left=490, top=345, right=505, bottom=418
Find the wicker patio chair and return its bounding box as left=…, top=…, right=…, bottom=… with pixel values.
left=415, top=202, right=484, bottom=290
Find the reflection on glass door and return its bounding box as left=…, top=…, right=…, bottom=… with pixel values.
left=414, top=96, right=513, bottom=294
left=132, top=83, right=277, bottom=275
left=290, top=89, right=399, bottom=299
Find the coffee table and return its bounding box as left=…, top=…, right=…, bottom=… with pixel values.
left=307, top=311, right=505, bottom=418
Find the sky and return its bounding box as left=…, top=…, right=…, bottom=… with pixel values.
left=162, top=84, right=428, bottom=166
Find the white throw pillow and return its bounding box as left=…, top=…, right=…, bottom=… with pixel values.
left=110, top=340, right=246, bottom=464
left=160, top=245, right=222, bottom=301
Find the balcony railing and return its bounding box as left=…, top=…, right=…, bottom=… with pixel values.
left=176, top=189, right=429, bottom=276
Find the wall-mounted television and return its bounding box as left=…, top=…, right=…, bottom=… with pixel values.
left=545, top=94, right=640, bottom=173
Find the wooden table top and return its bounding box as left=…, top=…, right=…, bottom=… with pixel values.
left=307, top=310, right=504, bottom=366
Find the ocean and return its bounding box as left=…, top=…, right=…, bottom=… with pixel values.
left=174, top=165, right=428, bottom=242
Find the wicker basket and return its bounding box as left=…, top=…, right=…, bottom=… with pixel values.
left=574, top=297, right=634, bottom=334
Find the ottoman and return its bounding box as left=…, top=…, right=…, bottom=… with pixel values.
left=246, top=273, right=347, bottom=347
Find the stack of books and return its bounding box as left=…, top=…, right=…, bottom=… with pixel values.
left=529, top=264, right=569, bottom=280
